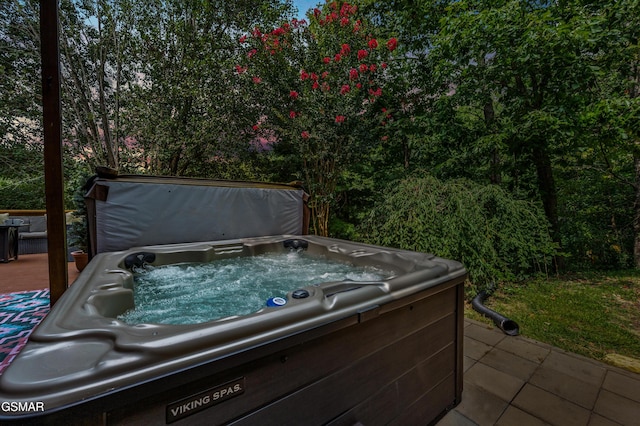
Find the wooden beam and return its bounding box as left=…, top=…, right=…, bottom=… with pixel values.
left=40, top=0, right=68, bottom=305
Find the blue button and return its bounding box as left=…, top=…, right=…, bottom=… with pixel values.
left=266, top=297, right=287, bottom=307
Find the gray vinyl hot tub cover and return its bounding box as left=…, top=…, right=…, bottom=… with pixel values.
left=85, top=175, right=308, bottom=254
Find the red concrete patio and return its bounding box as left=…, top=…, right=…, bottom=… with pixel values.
left=0, top=253, right=80, bottom=294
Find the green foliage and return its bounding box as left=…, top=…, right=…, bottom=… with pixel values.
left=474, top=271, right=640, bottom=362
left=66, top=171, right=93, bottom=252
left=361, top=175, right=557, bottom=287
left=122, top=0, right=294, bottom=177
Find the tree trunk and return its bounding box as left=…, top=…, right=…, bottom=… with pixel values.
left=532, top=143, right=561, bottom=269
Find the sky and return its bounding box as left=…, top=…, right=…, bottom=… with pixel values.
left=292, top=0, right=321, bottom=19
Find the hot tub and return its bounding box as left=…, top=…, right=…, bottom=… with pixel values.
left=0, top=235, right=466, bottom=425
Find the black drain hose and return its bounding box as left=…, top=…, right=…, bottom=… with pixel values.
left=471, top=287, right=520, bottom=336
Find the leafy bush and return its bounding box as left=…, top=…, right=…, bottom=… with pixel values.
left=361, top=175, right=557, bottom=289
left=0, top=176, right=46, bottom=209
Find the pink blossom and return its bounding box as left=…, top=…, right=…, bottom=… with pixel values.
left=340, top=43, right=351, bottom=55
left=359, top=63, right=368, bottom=73
left=340, top=2, right=351, bottom=17
left=252, top=125, right=259, bottom=131
left=323, top=57, right=331, bottom=64
left=369, top=64, right=377, bottom=72
left=312, top=81, right=320, bottom=90
left=235, top=65, right=247, bottom=74
left=368, top=87, right=382, bottom=97
left=381, top=62, right=388, bottom=69
left=335, top=115, right=346, bottom=123
left=340, top=17, right=349, bottom=27
left=252, top=76, right=262, bottom=84
left=301, top=131, right=310, bottom=139
left=368, top=39, right=378, bottom=49
left=349, top=68, right=359, bottom=80
left=334, top=53, right=342, bottom=62
left=248, top=49, right=257, bottom=58
left=356, top=83, right=362, bottom=89
left=290, top=90, right=299, bottom=99
left=387, top=37, right=398, bottom=51
left=321, top=71, right=329, bottom=79
left=239, top=35, right=247, bottom=43
left=340, top=84, right=350, bottom=94
left=357, top=49, right=368, bottom=60
left=289, top=111, right=297, bottom=119
left=310, top=72, right=319, bottom=80
left=300, top=70, right=310, bottom=80
left=313, top=8, right=321, bottom=18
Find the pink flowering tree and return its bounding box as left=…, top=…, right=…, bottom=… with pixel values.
left=237, top=1, right=398, bottom=236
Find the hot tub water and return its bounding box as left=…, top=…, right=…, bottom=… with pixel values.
left=117, top=251, right=392, bottom=325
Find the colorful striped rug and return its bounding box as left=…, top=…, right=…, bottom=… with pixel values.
left=0, top=289, right=50, bottom=374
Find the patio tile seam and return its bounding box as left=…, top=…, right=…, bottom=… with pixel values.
left=492, top=380, right=534, bottom=425
left=512, top=382, right=594, bottom=425
left=476, top=340, right=549, bottom=374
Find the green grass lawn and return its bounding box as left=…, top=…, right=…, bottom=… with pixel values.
left=464, top=270, right=640, bottom=364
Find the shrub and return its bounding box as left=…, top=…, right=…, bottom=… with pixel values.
left=361, top=174, right=557, bottom=289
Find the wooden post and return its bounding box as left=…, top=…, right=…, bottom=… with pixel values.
left=40, top=0, right=68, bottom=305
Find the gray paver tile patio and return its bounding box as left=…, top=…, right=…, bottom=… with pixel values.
left=464, top=336, right=493, bottom=361
left=495, top=335, right=551, bottom=364
left=464, top=323, right=505, bottom=347
left=496, top=406, right=551, bottom=426
left=464, top=355, right=477, bottom=373
left=464, top=362, right=525, bottom=402
left=529, top=364, right=601, bottom=409
left=601, top=370, right=640, bottom=403
left=437, top=409, right=478, bottom=426
left=541, top=350, right=606, bottom=386
left=587, top=413, right=623, bottom=426
left=593, top=389, right=640, bottom=426
left=512, top=384, right=591, bottom=426
left=440, top=320, right=640, bottom=426
left=479, top=346, right=540, bottom=381
left=455, top=382, right=509, bottom=426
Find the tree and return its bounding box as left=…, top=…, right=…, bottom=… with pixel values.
left=122, top=0, right=294, bottom=178
left=238, top=1, right=398, bottom=235
left=576, top=0, right=640, bottom=267
left=57, top=0, right=140, bottom=170
left=0, top=0, right=45, bottom=207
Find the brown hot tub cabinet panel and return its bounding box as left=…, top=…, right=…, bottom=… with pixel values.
left=0, top=236, right=466, bottom=425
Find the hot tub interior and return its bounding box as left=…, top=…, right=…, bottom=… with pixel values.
left=119, top=248, right=394, bottom=325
